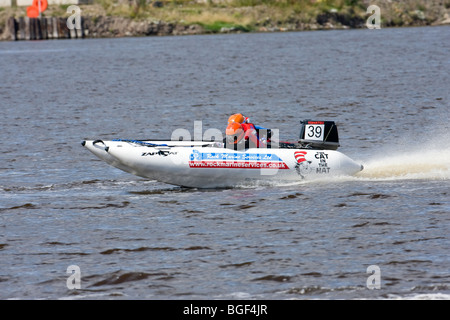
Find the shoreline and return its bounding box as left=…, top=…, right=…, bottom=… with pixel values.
left=1, top=1, right=449, bottom=41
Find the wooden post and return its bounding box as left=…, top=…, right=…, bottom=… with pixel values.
left=35, top=18, right=42, bottom=40
left=8, top=17, right=18, bottom=41
left=58, top=18, right=68, bottom=39
left=18, top=17, right=25, bottom=40
left=52, top=17, right=58, bottom=39
left=56, top=17, right=61, bottom=38
left=46, top=17, right=52, bottom=39
left=24, top=17, right=31, bottom=40
left=76, top=16, right=85, bottom=39
left=64, top=18, right=70, bottom=39
left=41, top=17, right=47, bottom=39
left=69, top=24, right=76, bottom=39
left=31, top=18, right=37, bottom=40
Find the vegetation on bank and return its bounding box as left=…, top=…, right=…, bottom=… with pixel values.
left=1, top=0, right=449, bottom=38
left=94, top=0, right=365, bottom=30
left=84, top=0, right=449, bottom=28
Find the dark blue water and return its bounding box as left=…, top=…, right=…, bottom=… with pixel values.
left=0, top=26, right=449, bottom=299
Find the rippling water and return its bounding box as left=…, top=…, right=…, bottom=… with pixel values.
left=0, top=26, right=449, bottom=300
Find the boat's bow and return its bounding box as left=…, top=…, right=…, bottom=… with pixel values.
left=82, top=140, right=139, bottom=175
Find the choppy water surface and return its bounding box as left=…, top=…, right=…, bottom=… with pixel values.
left=0, top=26, right=449, bottom=300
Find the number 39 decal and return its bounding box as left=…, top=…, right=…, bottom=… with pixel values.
left=305, top=124, right=324, bottom=141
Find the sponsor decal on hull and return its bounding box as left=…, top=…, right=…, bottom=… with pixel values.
left=142, top=151, right=177, bottom=157
left=293, top=151, right=331, bottom=178
left=315, top=151, right=331, bottom=174
left=189, top=161, right=289, bottom=169
left=294, top=151, right=313, bottom=178
left=188, top=150, right=289, bottom=169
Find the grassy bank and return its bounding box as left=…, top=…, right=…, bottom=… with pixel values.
left=81, top=0, right=450, bottom=28
left=1, top=0, right=450, bottom=39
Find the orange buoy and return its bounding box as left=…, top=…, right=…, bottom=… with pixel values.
left=26, top=0, right=48, bottom=18
left=33, top=0, right=48, bottom=12
left=26, top=6, right=39, bottom=18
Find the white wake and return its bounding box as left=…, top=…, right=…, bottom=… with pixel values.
left=357, top=148, right=450, bottom=181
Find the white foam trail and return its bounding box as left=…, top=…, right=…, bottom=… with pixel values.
left=263, top=147, right=450, bottom=187
left=387, top=293, right=450, bottom=300
left=358, top=148, right=450, bottom=181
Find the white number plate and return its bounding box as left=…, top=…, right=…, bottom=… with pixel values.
left=305, top=124, right=324, bottom=141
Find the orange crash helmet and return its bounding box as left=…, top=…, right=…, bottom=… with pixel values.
left=226, top=122, right=245, bottom=144
left=227, top=113, right=245, bottom=124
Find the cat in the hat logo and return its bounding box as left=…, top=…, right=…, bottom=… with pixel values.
left=294, top=151, right=312, bottom=178
left=294, top=151, right=307, bottom=163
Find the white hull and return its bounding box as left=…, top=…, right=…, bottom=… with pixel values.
left=82, top=139, right=363, bottom=188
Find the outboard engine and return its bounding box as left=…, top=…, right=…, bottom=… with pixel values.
left=298, top=120, right=340, bottom=150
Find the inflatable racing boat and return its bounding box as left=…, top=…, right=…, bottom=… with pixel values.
left=82, top=120, right=363, bottom=188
